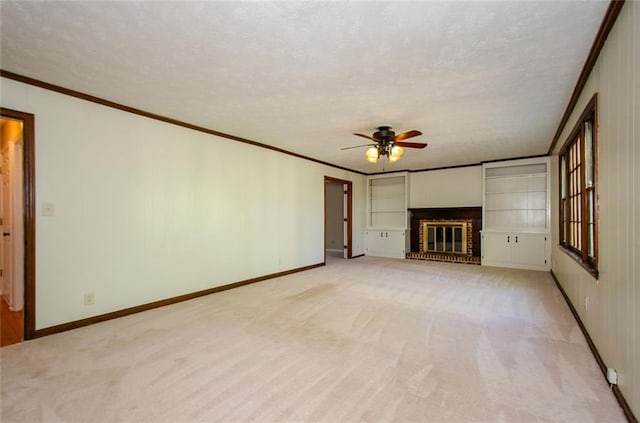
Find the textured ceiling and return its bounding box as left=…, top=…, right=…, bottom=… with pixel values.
left=0, top=1, right=608, bottom=173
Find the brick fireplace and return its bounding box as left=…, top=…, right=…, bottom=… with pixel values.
left=406, top=207, right=481, bottom=264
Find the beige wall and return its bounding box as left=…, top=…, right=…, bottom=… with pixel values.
left=409, top=165, right=483, bottom=208
left=551, top=2, right=639, bottom=416
left=0, top=77, right=366, bottom=329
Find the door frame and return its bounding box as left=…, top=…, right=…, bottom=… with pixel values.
left=324, top=176, right=352, bottom=261
left=1, top=108, right=36, bottom=340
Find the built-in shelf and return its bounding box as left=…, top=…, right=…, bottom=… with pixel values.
left=366, top=173, right=410, bottom=259
left=367, top=173, right=409, bottom=230
left=483, top=160, right=549, bottom=232
left=482, top=157, right=551, bottom=271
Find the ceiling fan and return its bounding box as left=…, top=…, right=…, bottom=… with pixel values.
left=342, top=126, right=427, bottom=164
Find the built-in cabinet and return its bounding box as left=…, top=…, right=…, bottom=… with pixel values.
left=482, top=231, right=548, bottom=270
left=364, top=229, right=410, bottom=259
left=481, top=157, right=551, bottom=271
left=365, top=173, right=409, bottom=259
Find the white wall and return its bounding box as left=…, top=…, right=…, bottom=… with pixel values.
left=0, top=77, right=366, bottom=329
left=409, top=165, right=482, bottom=208
left=550, top=2, right=639, bottom=417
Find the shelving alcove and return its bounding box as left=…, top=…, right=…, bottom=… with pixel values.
left=365, top=172, right=410, bottom=259
left=481, top=157, right=551, bottom=271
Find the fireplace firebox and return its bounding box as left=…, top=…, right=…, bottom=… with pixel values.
left=421, top=221, right=469, bottom=255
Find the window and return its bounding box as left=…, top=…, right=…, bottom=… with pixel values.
left=559, top=94, right=598, bottom=275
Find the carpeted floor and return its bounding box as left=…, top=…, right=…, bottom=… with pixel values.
left=0, top=256, right=626, bottom=422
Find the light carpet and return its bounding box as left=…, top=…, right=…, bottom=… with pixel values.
left=0, top=256, right=626, bottom=422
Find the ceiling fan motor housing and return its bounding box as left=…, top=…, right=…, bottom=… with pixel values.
left=373, top=126, right=395, bottom=144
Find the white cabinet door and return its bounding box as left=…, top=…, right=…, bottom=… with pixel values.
left=365, top=230, right=408, bottom=259
left=482, top=232, right=511, bottom=265
left=365, top=230, right=386, bottom=256
left=482, top=231, right=549, bottom=271
left=511, top=233, right=547, bottom=268
left=386, top=230, right=408, bottom=259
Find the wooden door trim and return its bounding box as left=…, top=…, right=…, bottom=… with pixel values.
left=0, top=108, right=35, bottom=340
left=324, top=176, right=353, bottom=261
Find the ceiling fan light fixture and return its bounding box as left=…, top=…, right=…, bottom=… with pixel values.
left=347, top=126, right=424, bottom=165
left=389, top=145, right=404, bottom=162
left=366, top=146, right=379, bottom=163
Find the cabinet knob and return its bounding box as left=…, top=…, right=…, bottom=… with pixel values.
left=507, top=235, right=510, bottom=243
left=515, top=236, right=518, bottom=243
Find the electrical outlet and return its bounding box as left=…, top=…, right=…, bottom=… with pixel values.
left=607, top=368, right=618, bottom=385
left=84, top=292, right=95, bottom=306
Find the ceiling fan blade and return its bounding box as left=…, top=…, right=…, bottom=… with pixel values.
left=341, top=143, right=376, bottom=150
left=394, top=130, right=422, bottom=141
left=353, top=133, right=377, bottom=141
left=394, top=141, right=428, bottom=149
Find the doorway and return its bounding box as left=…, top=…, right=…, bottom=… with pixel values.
left=324, top=176, right=352, bottom=262
left=0, top=108, right=35, bottom=345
